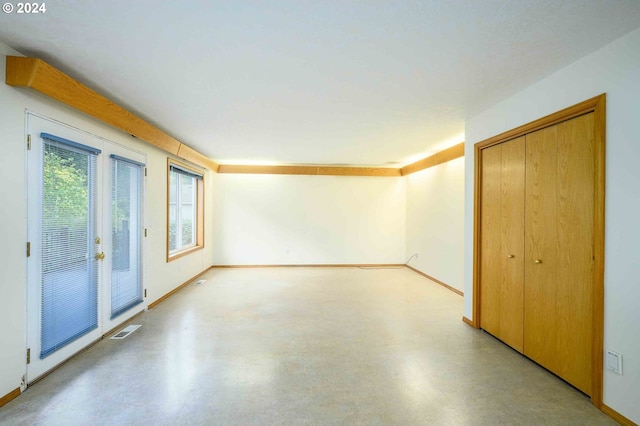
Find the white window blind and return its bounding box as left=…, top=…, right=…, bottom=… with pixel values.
left=40, top=134, right=99, bottom=358
left=110, top=155, right=144, bottom=319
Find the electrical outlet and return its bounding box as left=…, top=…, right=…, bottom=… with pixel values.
left=606, top=350, right=622, bottom=375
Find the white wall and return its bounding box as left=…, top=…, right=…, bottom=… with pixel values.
left=0, top=42, right=213, bottom=400
left=405, top=157, right=465, bottom=291
left=211, top=173, right=406, bottom=265
left=464, top=28, right=640, bottom=422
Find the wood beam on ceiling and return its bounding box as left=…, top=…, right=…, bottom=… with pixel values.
left=5, top=56, right=218, bottom=171
left=317, top=166, right=401, bottom=177
left=400, top=142, right=465, bottom=176
left=216, top=164, right=403, bottom=177
left=217, top=144, right=466, bottom=177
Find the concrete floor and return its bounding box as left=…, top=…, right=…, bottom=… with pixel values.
left=0, top=267, right=616, bottom=425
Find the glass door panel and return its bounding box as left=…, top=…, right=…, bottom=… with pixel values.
left=110, top=156, right=143, bottom=319
left=40, top=138, right=99, bottom=357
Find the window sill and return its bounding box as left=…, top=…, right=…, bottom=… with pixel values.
left=166, top=244, right=204, bottom=263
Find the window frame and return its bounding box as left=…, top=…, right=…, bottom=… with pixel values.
left=166, top=158, right=205, bottom=262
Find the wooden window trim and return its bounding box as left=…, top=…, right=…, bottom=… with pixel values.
left=166, top=158, right=205, bottom=262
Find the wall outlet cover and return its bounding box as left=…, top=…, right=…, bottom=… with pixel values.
left=606, top=350, right=622, bottom=375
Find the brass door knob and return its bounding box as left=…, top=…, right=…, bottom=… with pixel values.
left=534, top=259, right=542, bottom=264
left=507, top=254, right=515, bottom=258
left=95, top=252, right=105, bottom=261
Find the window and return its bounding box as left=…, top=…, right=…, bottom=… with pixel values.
left=167, top=159, right=204, bottom=261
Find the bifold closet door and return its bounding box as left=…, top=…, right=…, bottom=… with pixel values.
left=480, top=136, right=525, bottom=352
left=524, top=113, right=594, bottom=395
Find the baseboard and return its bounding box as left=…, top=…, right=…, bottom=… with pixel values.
left=211, top=264, right=405, bottom=268
left=601, top=404, right=637, bottom=426
left=0, top=387, right=21, bottom=407
left=405, top=265, right=464, bottom=296
left=147, top=266, right=213, bottom=310
left=462, top=316, right=477, bottom=328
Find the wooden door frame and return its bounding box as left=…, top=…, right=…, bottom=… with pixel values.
left=471, top=94, right=606, bottom=407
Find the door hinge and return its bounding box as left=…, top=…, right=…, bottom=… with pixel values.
left=26, top=348, right=30, bottom=364
left=144, top=228, right=148, bottom=237
left=144, top=289, right=147, bottom=298
left=27, top=134, right=31, bottom=150
left=144, top=168, right=147, bottom=177
left=26, top=242, right=31, bottom=257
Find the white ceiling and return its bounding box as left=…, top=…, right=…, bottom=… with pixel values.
left=2, top=1, right=640, bottom=166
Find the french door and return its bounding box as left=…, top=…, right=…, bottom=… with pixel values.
left=26, top=113, right=145, bottom=382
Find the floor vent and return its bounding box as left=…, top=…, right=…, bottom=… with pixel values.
left=193, top=279, right=207, bottom=286
left=110, top=324, right=141, bottom=340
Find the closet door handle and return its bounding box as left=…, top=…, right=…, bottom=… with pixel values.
left=507, top=254, right=514, bottom=258
left=534, top=259, right=542, bottom=264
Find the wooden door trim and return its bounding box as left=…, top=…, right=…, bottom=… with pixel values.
left=472, top=94, right=606, bottom=408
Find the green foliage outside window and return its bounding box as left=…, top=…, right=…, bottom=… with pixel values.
left=168, top=218, right=193, bottom=249
left=43, top=150, right=89, bottom=271
left=181, top=218, right=193, bottom=246
left=43, top=151, right=88, bottom=223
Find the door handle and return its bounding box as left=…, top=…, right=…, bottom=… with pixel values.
left=95, top=252, right=105, bottom=261
left=507, top=254, right=515, bottom=258
left=534, top=259, right=542, bottom=264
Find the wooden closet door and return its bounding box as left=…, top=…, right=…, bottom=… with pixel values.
left=480, top=137, right=525, bottom=352
left=524, top=113, right=594, bottom=395
left=480, top=143, right=502, bottom=338
left=499, top=138, right=526, bottom=351
left=555, top=113, right=594, bottom=394
left=524, top=124, right=559, bottom=371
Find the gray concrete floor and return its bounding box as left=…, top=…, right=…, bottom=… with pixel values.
left=0, top=267, right=616, bottom=425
